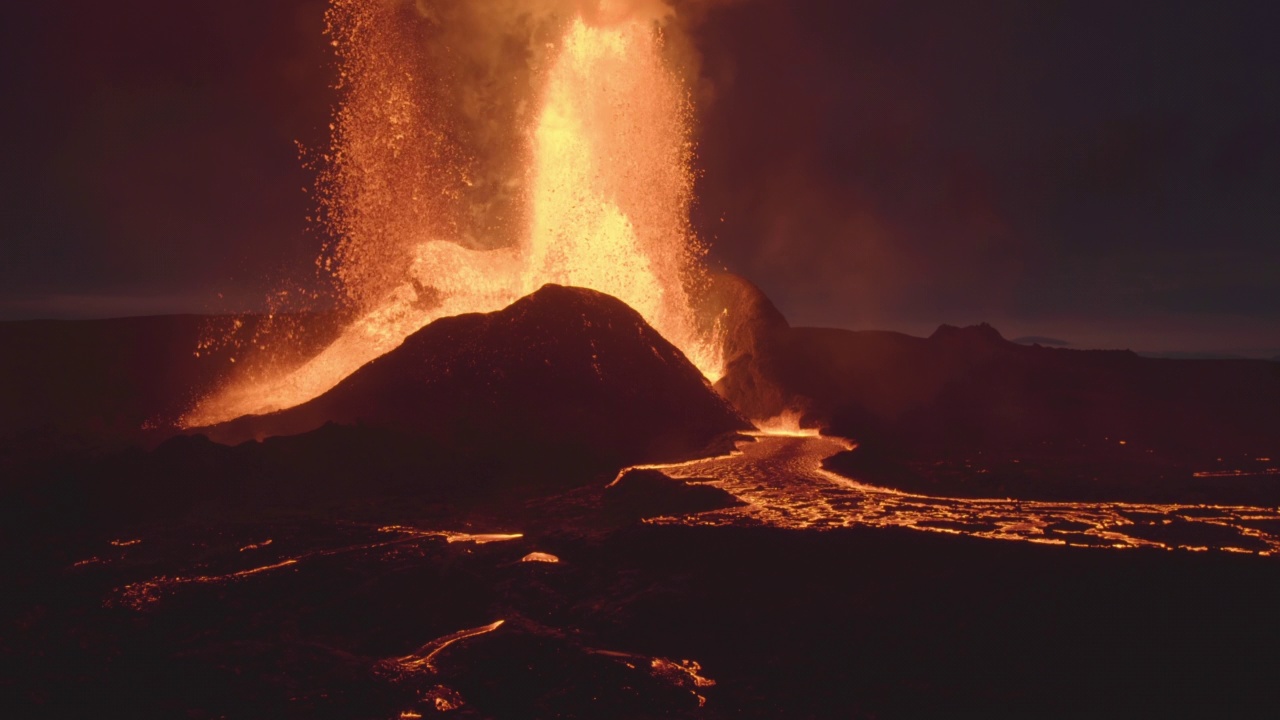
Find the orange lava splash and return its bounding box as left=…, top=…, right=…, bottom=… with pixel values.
left=525, top=16, right=719, bottom=377
left=184, top=3, right=721, bottom=428
left=753, top=409, right=821, bottom=437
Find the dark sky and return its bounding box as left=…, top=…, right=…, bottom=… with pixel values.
left=2, top=1, right=1278, bottom=356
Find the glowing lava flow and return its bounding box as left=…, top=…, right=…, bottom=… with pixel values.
left=108, top=526, right=522, bottom=611
left=377, top=620, right=506, bottom=678
left=641, top=434, right=1280, bottom=556
left=184, top=7, right=719, bottom=428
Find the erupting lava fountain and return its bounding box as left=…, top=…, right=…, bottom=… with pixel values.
left=185, top=1, right=724, bottom=428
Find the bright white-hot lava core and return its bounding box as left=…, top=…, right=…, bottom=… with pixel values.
left=184, top=2, right=721, bottom=428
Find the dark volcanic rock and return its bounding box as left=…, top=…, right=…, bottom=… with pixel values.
left=695, top=273, right=794, bottom=420
left=2, top=286, right=749, bottom=533
left=604, top=468, right=743, bottom=519
left=705, top=283, right=1280, bottom=502
left=717, top=314, right=1280, bottom=460
left=207, top=285, right=750, bottom=469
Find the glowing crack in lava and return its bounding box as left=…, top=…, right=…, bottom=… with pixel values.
left=184, top=4, right=720, bottom=428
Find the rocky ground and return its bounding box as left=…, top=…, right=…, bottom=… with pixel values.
left=4, top=473, right=1280, bottom=719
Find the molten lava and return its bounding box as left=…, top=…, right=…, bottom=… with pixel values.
left=185, top=3, right=721, bottom=428
left=526, top=17, right=717, bottom=376
left=640, top=434, right=1280, bottom=556
left=754, top=409, right=820, bottom=437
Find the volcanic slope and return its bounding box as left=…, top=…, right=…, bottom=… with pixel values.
left=203, top=284, right=749, bottom=466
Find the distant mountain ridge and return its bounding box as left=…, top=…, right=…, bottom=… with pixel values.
left=708, top=274, right=1280, bottom=463
left=1138, top=351, right=1249, bottom=360
left=727, top=308, right=1274, bottom=453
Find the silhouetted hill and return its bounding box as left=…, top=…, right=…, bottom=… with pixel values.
left=3, top=287, right=748, bottom=535
left=206, top=285, right=749, bottom=465
left=710, top=276, right=1280, bottom=502
left=699, top=273, right=792, bottom=420
left=718, top=310, right=1280, bottom=456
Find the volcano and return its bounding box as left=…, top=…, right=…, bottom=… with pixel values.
left=203, top=284, right=748, bottom=459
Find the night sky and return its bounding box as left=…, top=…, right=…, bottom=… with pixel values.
left=2, top=1, right=1278, bottom=356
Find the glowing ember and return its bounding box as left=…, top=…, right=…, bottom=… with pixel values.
left=112, top=559, right=301, bottom=611
left=184, top=3, right=721, bottom=428
left=592, top=648, right=717, bottom=707
left=421, top=686, right=466, bottom=713
left=445, top=532, right=524, bottom=545
left=378, top=525, right=524, bottom=545
left=1193, top=468, right=1280, bottom=478
left=520, top=551, right=561, bottom=563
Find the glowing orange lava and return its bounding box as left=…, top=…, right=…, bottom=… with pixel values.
left=753, top=409, right=820, bottom=437
left=525, top=16, right=718, bottom=377
left=640, top=434, right=1280, bottom=556
left=377, top=620, right=506, bottom=677
left=184, top=4, right=721, bottom=428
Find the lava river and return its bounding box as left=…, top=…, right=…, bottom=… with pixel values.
left=642, top=433, right=1280, bottom=556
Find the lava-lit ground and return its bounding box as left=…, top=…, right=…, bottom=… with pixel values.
left=8, top=429, right=1280, bottom=717
left=15, top=514, right=728, bottom=718
left=9, top=473, right=1280, bottom=717
left=647, top=433, right=1280, bottom=555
